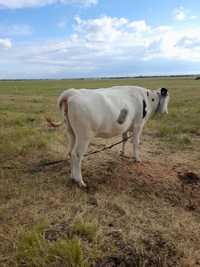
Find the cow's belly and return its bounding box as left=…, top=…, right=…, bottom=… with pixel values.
left=95, top=118, right=132, bottom=138
left=96, top=130, right=123, bottom=139
left=92, top=104, right=134, bottom=138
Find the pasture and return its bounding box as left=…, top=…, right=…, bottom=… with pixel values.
left=0, top=77, right=200, bottom=266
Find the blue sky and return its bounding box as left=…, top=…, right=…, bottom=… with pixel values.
left=0, top=0, right=200, bottom=78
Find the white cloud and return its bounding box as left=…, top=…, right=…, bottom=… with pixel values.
left=190, top=15, right=198, bottom=20
left=0, top=38, right=12, bottom=49
left=173, top=6, right=198, bottom=21
left=0, top=0, right=97, bottom=9
left=128, top=20, right=150, bottom=32
left=176, top=36, right=200, bottom=49
left=173, top=6, right=186, bottom=21
left=1, top=16, right=200, bottom=78
left=74, top=16, right=151, bottom=45
left=74, top=16, right=127, bottom=43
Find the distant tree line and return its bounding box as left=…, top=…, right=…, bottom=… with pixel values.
left=1, top=74, right=200, bottom=81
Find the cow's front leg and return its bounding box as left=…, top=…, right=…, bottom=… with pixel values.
left=120, top=132, right=128, bottom=157
left=132, top=123, right=144, bottom=162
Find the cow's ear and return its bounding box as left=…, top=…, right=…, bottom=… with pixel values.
left=160, top=87, right=168, bottom=97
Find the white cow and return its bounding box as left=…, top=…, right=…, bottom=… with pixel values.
left=47, top=86, right=170, bottom=187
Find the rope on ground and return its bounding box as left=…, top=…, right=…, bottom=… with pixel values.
left=38, top=134, right=133, bottom=168
left=85, top=134, right=133, bottom=156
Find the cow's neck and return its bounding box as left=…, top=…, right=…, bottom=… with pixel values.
left=155, top=94, right=161, bottom=113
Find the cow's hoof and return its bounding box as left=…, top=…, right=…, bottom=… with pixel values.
left=121, top=155, right=132, bottom=160
left=70, top=178, right=87, bottom=188
left=78, top=180, right=87, bottom=188
left=133, top=157, right=141, bottom=163
left=120, top=151, right=125, bottom=157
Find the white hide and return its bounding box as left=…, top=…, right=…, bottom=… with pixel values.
left=57, top=86, right=169, bottom=186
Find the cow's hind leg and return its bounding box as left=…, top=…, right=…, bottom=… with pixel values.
left=65, top=131, right=75, bottom=179
left=63, top=115, right=75, bottom=159
left=71, top=137, right=90, bottom=187
left=64, top=128, right=74, bottom=159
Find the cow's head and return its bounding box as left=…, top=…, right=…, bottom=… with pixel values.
left=156, top=87, right=170, bottom=114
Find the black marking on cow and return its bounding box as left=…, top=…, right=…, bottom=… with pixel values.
left=143, top=100, right=147, bottom=118
left=152, top=98, right=155, bottom=102
left=161, top=87, right=168, bottom=97
left=147, top=91, right=149, bottom=97
left=117, top=108, right=128, bottom=124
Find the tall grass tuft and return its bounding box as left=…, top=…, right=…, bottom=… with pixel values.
left=73, top=220, right=98, bottom=242
left=16, top=226, right=85, bottom=267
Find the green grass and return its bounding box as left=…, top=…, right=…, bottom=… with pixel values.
left=0, top=77, right=200, bottom=267
left=1, top=77, right=199, bottom=152
left=16, top=225, right=85, bottom=267
left=72, top=220, right=98, bottom=242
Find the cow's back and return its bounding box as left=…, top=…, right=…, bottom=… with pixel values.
left=67, top=86, right=145, bottom=138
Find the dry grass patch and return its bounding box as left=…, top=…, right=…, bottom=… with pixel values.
left=0, top=78, right=200, bottom=266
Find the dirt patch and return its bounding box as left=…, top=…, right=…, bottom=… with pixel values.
left=95, top=235, right=178, bottom=267
left=1, top=135, right=200, bottom=266
left=178, top=171, right=200, bottom=185
left=79, top=151, right=200, bottom=214
left=44, top=222, right=73, bottom=242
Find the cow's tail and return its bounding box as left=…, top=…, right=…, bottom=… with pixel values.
left=46, top=90, right=75, bottom=155
left=46, top=90, right=73, bottom=128
left=46, top=90, right=76, bottom=155
left=46, top=117, right=63, bottom=128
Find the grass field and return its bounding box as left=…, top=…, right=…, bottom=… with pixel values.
left=0, top=78, right=200, bottom=266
